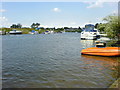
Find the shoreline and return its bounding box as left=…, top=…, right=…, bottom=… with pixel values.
left=109, top=78, right=120, bottom=88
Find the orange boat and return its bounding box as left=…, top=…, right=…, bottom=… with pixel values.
left=81, top=47, right=120, bottom=56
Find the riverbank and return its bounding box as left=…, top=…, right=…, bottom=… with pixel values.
left=109, top=78, right=120, bottom=88
left=0, top=27, right=82, bottom=34
left=106, top=40, right=120, bottom=47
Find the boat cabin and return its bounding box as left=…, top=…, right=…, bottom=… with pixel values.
left=81, top=24, right=100, bottom=40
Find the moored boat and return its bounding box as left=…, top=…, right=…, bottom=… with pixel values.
left=9, top=29, right=22, bottom=34
left=29, top=30, right=38, bottom=34
left=81, top=47, right=120, bottom=56
left=81, top=24, right=100, bottom=40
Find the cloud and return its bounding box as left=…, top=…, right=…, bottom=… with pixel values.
left=86, top=0, right=119, bottom=9
left=86, top=0, right=103, bottom=8
left=112, top=10, right=118, bottom=15
left=0, top=16, right=8, bottom=21
left=52, top=8, right=61, bottom=12
left=0, top=16, right=11, bottom=27
left=0, top=9, right=6, bottom=12
left=70, top=22, right=76, bottom=25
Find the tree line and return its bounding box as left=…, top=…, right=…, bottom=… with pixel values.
left=10, top=23, right=41, bottom=29
left=9, top=15, right=119, bottom=40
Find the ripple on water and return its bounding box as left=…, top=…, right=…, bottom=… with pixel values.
left=2, top=34, right=118, bottom=88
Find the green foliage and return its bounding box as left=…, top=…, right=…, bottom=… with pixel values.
left=10, top=23, right=22, bottom=28
left=1, top=28, right=12, bottom=32
left=1, top=28, right=35, bottom=34
left=96, top=15, right=120, bottom=40
left=39, top=29, right=46, bottom=34
left=31, top=23, right=40, bottom=28
left=103, top=15, right=120, bottom=40
left=54, top=28, right=64, bottom=32
left=97, top=23, right=106, bottom=33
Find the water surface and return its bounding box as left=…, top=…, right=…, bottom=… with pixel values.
left=2, top=33, right=119, bottom=88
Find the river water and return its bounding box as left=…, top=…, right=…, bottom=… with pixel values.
left=2, top=33, right=119, bottom=88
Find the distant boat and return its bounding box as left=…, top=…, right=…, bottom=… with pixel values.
left=44, top=31, right=50, bottom=34
left=43, top=30, right=54, bottom=34
left=81, top=47, right=120, bottom=56
left=81, top=24, right=100, bottom=40
left=29, top=30, right=38, bottom=34
left=9, top=30, right=22, bottom=34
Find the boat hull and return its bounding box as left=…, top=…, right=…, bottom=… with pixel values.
left=81, top=47, right=120, bottom=56
left=9, top=32, right=22, bottom=34
left=9, top=31, right=22, bottom=34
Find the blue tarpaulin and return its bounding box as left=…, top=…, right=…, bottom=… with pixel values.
left=31, top=30, right=35, bottom=32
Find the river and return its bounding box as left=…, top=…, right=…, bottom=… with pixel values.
left=2, top=33, right=119, bottom=88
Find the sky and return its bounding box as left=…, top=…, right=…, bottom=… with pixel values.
left=0, top=0, right=118, bottom=28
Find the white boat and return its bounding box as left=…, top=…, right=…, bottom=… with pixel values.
left=44, top=30, right=54, bottom=34
left=97, top=37, right=110, bottom=41
left=9, top=30, right=22, bottom=34
left=81, top=32, right=97, bottom=40
left=81, top=24, right=100, bottom=40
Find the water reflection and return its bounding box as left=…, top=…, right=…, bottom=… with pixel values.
left=81, top=55, right=119, bottom=79
left=2, top=33, right=119, bottom=88
left=81, top=40, right=96, bottom=49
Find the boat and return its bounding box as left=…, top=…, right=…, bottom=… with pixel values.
left=97, top=37, right=110, bottom=41
left=43, top=30, right=54, bottom=34
left=81, top=47, right=120, bottom=56
left=29, top=30, right=38, bottom=34
left=95, top=41, right=106, bottom=47
left=81, top=24, right=100, bottom=40
left=9, top=29, right=22, bottom=34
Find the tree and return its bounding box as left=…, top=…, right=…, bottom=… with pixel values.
left=36, top=23, right=40, bottom=28
left=17, top=23, right=22, bottom=28
left=10, top=23, right=22, bottom=28
left=103, top=15, right=120, bottom=40
left=94, top=23, right=99, bottom=29
left=78, top=26, right=82, bottom=30
left=97, top=23, right=106, bottom=33
left=31, top=23, right=40, bottom=28
left=10, top=24, right=17, bottom=28
left=64, top=27, right=69, bottom=29
left=31, top=23, right=36, bottom=28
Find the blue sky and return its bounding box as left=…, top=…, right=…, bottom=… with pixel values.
left=1, top=1, right=118, bottom=28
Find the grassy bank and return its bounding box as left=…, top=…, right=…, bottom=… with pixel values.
left=0, top=28, right=82, bottom=34
left=106, top=40, right=120, bottom=47
left=1, top=28, right=34, bottom=34
left=109, top=78, right=120, bottom=88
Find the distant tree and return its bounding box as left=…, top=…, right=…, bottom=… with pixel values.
left=31, top=23, right=36, bottom=28
left=10, top=23, right=22, bottom=28
left=46, top=28, right=50, bottom=30
left=40, top=27, right=44, bottom=29
left=31, top=23, right=40, bottom=28
left=64, top=27, right=69, bottom=29
left=17, top=23, right=22, bottom=28
left=78, top=26, right=82, bottom=30
left=10, top=24, right=17, bottom=28
left=36, top=23, right=40, bottom=28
